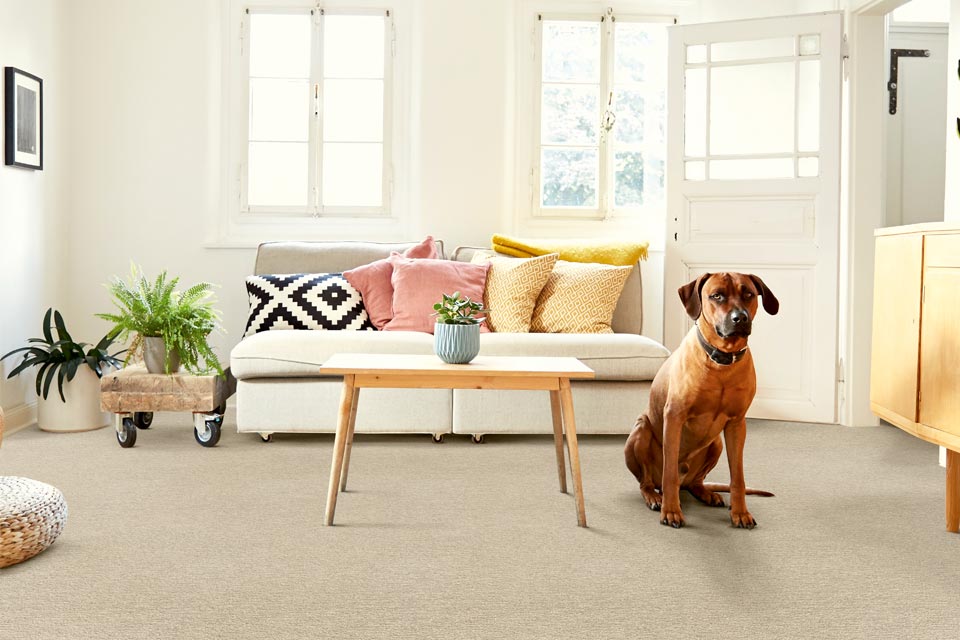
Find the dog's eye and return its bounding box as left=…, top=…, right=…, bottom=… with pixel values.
left=744, top=291, right=754, bottom=299
left=710, top=293, right=723, bottom=301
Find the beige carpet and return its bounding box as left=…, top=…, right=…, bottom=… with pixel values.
left=1, top=415, right=959, bottom=639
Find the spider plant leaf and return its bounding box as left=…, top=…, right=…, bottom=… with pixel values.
left=56, top=365, right=67, bottom=402
left=7, top=356, right=43, bottom=379
left=66, top=358, right=80, bottom=382
left=53, top=310, right=72, bottom=343
left=42, top=308, right=54, bottom=344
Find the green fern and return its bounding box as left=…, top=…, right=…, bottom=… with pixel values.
left=97, top=263, right=224, bottom=375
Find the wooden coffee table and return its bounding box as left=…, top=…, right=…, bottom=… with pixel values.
left=320, top=353, right=595, bottom=527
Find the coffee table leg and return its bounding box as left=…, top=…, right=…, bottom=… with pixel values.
left=325, top=375, right=355, bottom=526
left=549, top=390, right=567, bottom=494
left=339, top=388, right=360, bottom=492
left=559, top=378, right=586, bottom=527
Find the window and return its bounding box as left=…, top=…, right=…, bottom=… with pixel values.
left=239, top=6, right=392, bottom=217
left=532, top=14, right=669, bottom=220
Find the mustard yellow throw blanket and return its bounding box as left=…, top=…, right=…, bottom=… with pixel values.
left=491, top=234, right=648, bottom=267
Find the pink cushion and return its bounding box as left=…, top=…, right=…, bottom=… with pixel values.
left=383, top=256, right=491, bottom=334
left=342, top=237, right=438, bottom=329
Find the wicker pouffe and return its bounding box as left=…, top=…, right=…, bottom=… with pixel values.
left=0, top=477, right=68, bottom=568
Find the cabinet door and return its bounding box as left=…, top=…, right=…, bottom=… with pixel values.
left=870, top=234, right=923, bottom=422
left=919, top=243, right=960, bottom=433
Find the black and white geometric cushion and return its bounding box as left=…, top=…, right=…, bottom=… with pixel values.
left=244, top=273, right=375, bottom=337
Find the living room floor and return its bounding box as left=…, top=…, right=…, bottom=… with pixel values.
left=1, top=417, right=958, bottom=639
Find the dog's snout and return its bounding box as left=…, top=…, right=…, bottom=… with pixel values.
left=730, top=309, right=749, bottom=325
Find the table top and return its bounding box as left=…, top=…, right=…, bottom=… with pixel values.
left=320, top=354, right=594, bottom=379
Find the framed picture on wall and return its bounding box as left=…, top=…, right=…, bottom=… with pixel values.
left=4, top=67, right=43, bottom=170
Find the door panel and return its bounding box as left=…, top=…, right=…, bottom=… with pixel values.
left=666, top=13, right=843, bottom=423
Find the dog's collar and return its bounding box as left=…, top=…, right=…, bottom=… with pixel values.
left=696, top=326, right=748, bottom=366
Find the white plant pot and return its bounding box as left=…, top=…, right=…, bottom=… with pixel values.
left=36, top=365, right=110, bottom=433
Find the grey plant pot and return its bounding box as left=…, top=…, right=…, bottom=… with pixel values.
left=434, top=322, right=481, bottom=364
left=143, top=336, right=181, bottom=374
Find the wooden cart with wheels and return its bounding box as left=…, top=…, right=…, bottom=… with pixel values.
left=100, top=366, right=236, bottom=448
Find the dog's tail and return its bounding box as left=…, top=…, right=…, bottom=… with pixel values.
left=702, top=483, right=775, bottom=497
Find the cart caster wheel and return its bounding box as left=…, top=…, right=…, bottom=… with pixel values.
left=259, top=433, right=273, bottom=443
left=431, top=433, right=445, bottom=444
left=133, top=412, right=153, bottom=429
left=117, top=417, right=137, bottom=448
left=471, top=434, right=485, bottom=444
left=195, top=419, right=221, bottom=447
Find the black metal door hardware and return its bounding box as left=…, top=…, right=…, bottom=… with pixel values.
left=888, top=48, right=930, bottom=115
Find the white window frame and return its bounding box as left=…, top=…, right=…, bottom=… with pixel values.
left=215, top=0, right=411, bottom=246
left=514, top=5, right=674, bottom=242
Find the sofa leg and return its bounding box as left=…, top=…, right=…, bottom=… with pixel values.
left=432, top=433, right=445, bottom=444
left=259, top=432, right=273, bottom=443
left=471, top=434, right=485, bottom=444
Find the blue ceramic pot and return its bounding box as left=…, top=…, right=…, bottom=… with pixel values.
left=434, top=322, right=481, bottom=364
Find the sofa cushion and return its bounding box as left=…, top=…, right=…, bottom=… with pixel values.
left=231, top=330, right=435, bottom=379
left=477, top=332, right=669, bottom=381
left=243, top=273, right=374, bottom=337
left=383, top=256, right=491, bottom=334
left=470, top=252, right=558, bottom=333
left=530, top=261, right=634, bottom=334
left=341, top=236, right=439, bottom=329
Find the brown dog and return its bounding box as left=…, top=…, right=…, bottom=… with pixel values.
left=624, top=272, right=778, bottom=529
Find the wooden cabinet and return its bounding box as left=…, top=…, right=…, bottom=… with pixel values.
left=871, top=224, right=960, bottom=532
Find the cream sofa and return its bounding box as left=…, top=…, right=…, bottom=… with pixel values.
left=230, top=240, right=670, bottom=440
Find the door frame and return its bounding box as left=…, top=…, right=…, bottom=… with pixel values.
left=842, top=0, right=914, bottom=427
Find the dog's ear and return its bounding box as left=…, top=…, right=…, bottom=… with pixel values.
left=678, top=273, right=712, bottom=321
left=749, top=274, right=779, bottom=316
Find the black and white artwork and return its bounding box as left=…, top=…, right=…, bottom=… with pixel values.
left=4, top=67, right=43, bottom=170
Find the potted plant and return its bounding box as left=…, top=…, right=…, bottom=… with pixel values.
left=432, top=291, right=487, bottom=364
left=97, top=265, right=224, bottom=375
left=1, top=308, right=125, bottom=432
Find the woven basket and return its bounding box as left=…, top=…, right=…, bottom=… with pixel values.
left=0, top=477, right=68, bottom=568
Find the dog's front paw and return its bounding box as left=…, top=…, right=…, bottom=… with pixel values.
left=730, top=510, right=756, bottom=529
left=660, top=508, right=685, bottom=528
left=640, top=486, right=662, bottom=511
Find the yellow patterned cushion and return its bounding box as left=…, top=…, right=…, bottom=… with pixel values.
left=530, top=261, right=634, bottom=334
left=471, top=253, right=558, bottom=332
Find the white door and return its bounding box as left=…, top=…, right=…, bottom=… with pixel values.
left=665, top=13, right=842, bottom=423
left=885, top=24, right=948, bottom=227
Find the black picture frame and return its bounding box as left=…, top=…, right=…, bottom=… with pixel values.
left=4, top=67, right=43, bottom=170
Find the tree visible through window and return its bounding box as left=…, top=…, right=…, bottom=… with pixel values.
left=536, top=15, right=667, bottom=218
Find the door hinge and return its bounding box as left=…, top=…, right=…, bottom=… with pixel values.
left=841, top=34, right=849, bottom=80
left=888, top=48, right=931, bottom=114
left=390, top=18, right=397, bottom=57
left=239, top=17, right=245, bottom=56
left=313, top=5, right=322, bottom=25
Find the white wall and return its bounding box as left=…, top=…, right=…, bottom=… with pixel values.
left=0, top=0, right=65, bottom=430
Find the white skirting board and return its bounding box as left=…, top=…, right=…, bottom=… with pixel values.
left=1, top=402, right=37, bottom=436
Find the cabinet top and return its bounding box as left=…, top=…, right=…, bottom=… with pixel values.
left=875, top=221, right=960, bottom=237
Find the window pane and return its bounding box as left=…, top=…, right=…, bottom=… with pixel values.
left=614, top=23, right=666, bottom=83
left=324, top=79, right=383, bottom=142
left=249, top=79, right=310, bottom=142
left=613, top=89, right=645, bottom=145
left=710, top=62, right=795, bottom=155
left=322, top=143, right=383, bottom=207
left=249, top=13, right=311, bottom=78
left=710, top=158, right=793, bottom=180
left=615, top=152, right=663, bottom=207
left=685, top=160, right=706, bottom=180
left=798, top=60, right=820, bottom=152
left=798, top=157, right=819, bottom=177
left=542, top=21, right=601, bottom=83
left=541, top=147, right=598, bottom=207
left=541, top=85, right=599, bottom=145
left=684, top=68, right=706, bottom=157
left=711, top=37, right=795, bottom=62
left=799, top=34, right=820, bottom=56
left=686, top=44, right=707, bottom=64
left=324, top=15, right=385, bottom=79
left=248, top=142, right=309, bottom=206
